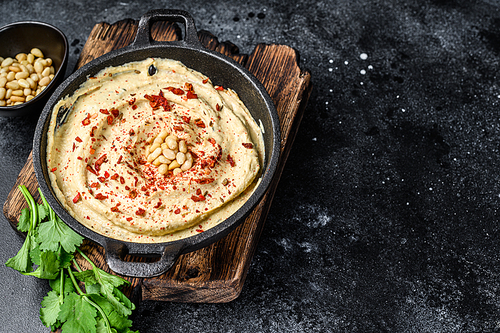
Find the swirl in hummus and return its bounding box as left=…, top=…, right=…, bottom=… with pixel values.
left=46, top=58, right=264, bottom=243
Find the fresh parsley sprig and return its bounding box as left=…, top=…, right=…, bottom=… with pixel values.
left=6, top=185, right=139, bottom=333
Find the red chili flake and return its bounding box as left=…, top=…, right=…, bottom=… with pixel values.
left=208, top=138, right=216, bottom=145
left=126, top=217, right=133, bottom=222
left=129, top=189, right=137, bottom=199
left=95, top=193, right=107, bottom=200
left=215, top=86, right=224, bottom=91
left=227, top=154, right=235, bottom=167
left=182, top=116, right=191, bottom=124
left=97, top=176, right=106, bottom=183
left=154, top=200, right=162, bottom=209
left=104, top=171, right=110, bottom=178
left=90, top=182, right=100, bottom=189
left=196, top=229, right=203, bottom=233
left=72, top=143, right=76, bottom=152
left=110, top=173, right=119, bottom=180
left=186, top=90, right=198, bottom=99
left=72, top=192, right=81, bottom=203
left=82, top=114, right=91, bottom=126
left=171, top=125, right=182, bottom=132
left=99, top=108, right=109, bottom=115
left=196, top=188, right=202, bottom=195
left=144, top=90, right=171, bottom=111
left=216, top=104, right=221, bottom=111
left=135, top=208, right=146, bottom=216
left=166, top=87, right=185, bottom=95
left=75, top=136, right=83, bottom=143
left=77, top=156, right=83, bottom=160
left=50, top=167, right=57, bottom=172
left=128, top=98, right=136, bottom=105
left=174, top=208, right=181, bottom=214
left=86, top=165, right=97, bottom=175
left=90, top=147, right=96, bottom=155
left=191, top=195, right=206, bottom=202
left=195, top=178, right=215, bottom=184
left=90, top=126, right=97, bottom=137
left=185, top=83, right=193, bottom=91
left=120, top=176, right=125, bottom=184
left=117, top=155, right=123, bottom=164
left=242, top=143, right=254, bottom=149
left=110, top=206, right=120, bottom=213
left=202, top=78, right=209, bottom=84
left=129, top=129, right=135, bottom=136
left=94, top=154, right=107, bottom=172
left=195, top=119, right=205, bottom=128
left=107, top=115, right=114, bottom=125
left=132, top=105, right=138, bottom=110
left=110, top=108, right=119, bottom=117
left=134, top=177, right=138, bottom=187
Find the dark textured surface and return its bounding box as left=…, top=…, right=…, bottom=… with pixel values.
left=2, top=0, right=500, bottom=332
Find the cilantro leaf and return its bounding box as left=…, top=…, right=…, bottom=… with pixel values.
left=74, top=266, right=132, bottom=316
left=59, top=293, right=97, bottom=333
left=37, top=202, right=48, bottom=222
left=5, top=233, right=34, bottom=273
left=40, top=290, right=62, bottom=328
left=89, top=294, right=134, bottom=332
left=38, top=215, right=83, bottom=253
left=17, top=207, right=31, bottom=232
left=24, top=250, right=60, bottom=279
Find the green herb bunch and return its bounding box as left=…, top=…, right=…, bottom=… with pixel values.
left=5, top=185, right=139, bottom=333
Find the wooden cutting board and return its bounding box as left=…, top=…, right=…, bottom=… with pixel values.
left=3, top=18, right=311, bottom=304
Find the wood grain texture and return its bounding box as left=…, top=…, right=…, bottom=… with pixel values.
left=2, top=18, right=311, bottom=304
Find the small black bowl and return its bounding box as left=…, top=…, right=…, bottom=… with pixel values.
left=0, top=21, right=68, bottom=117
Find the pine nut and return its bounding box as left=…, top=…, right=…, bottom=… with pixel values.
left=42, top=67, right=51, bottom=77
left=166, top=136, right=178, bottom=150
left=39, top=76, right=51, bottom=86
left=0, top=88, right=5, bottom=100
left=11, top=95, right=25, bottom=102
left=1, top=58, right=13, bottom=67
left=149, top=143, right=160, bottom=153
left=9, top=66, right=21, bottom=72
left=6, top=81, right=19, bottom=90
left=0, top=100, right=5, bottom=107
left=26, top=77, right=36, bottom=89
left=26, top=95, right=34, bottom=102
left=18, top=79, right=30, bottom=88
left=34, top=61, right=44, bottom=74
left=181, top=159, right=192, bottom=171
left=162, top=148, right=176, bottom=160
left=169, top=160, right=181, bottom=170
left=31, top=48, right=44, bottom=58
left=179, top=140, right=187, bottom=153
left=6, top=72, right=15, bottom=81
left=158, top=164, right=169, bottom=175
left=12, top=89, right=23, bottom=96
left=30, top=73, right=39, bottom=81
left=149, top=147, right=162, bottom=161
left=23, top=88, right=31, bottom=96
left=0, top=77, right=6, bottom=88
left=15, top=53, right=27, bottom=62
left=176, top=152, right=186, bottom=165
left=5, top=88, right=12, bottom=99
left=173, top=168, right=182, bottom=176
left=27, top=53, right=34, bottom=64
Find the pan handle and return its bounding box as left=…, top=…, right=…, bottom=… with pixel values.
left=104, top=240, right=184, bottom=278
left=133, top=9, right=202, bottom=48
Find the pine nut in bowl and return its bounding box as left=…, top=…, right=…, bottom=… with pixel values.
left=0, top=21, right=68, bottom=117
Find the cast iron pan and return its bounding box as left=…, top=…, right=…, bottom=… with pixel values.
left=33, top=9, right=280, bottom=278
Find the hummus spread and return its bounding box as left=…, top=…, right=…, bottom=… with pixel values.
left=46, top=58, right=264, bottom=243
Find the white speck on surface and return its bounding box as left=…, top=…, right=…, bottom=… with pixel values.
left=368, top=65, right=373, bottom=70
left=360, top=82, right=364, bottom=85
left=329, top=68, right=333, bottom=72
left=344, top=60, right=349, bottom=65
left=360, top=69, right=366, bottom=75
left=429, top=187, right=433, bottom=191
left=360, top=53, right=368, bottom=60
left=402, top=108, right=406, bottom=112
left=325, top=101, right=329, bottom=105
left=312, top=137, right=317, bottom=141
left=329, top=59, right=333, bottom=63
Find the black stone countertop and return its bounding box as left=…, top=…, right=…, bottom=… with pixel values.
left=2, top=0, right=500, bottom=332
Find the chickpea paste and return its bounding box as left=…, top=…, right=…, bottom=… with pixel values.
left=46, top=58, right=264, bottom=243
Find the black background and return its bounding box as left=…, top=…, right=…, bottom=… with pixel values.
left=1, top=0, right=500, bottom=332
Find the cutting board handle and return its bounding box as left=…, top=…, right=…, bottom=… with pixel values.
left=104, top=240, right=184, bottom=278
left=133, top=9, right=202, bottom=48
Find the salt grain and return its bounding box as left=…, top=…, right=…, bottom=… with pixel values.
left=360, top=53, right=368, bottom=60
